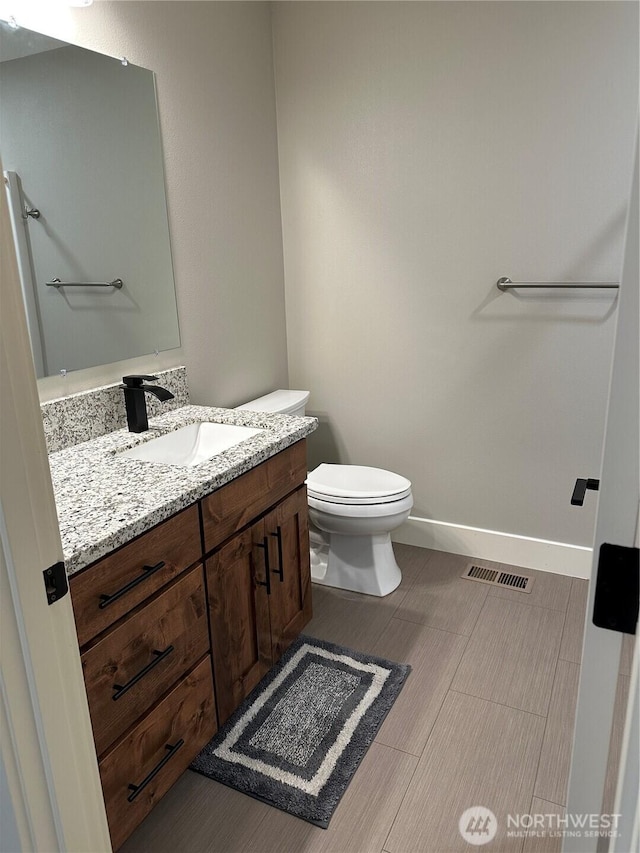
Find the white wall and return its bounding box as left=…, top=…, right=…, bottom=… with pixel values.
left=7, top=1, right=637, bottom=561
left=272, top=1, right=638, bottom=551
left=10, top=1, right=288, bottom=406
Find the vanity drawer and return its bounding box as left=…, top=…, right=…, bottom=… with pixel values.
left=82, top=564, right=209, bottom=756
left=201, top=440, right=307, bottom=553
left=99, top=655, right=216, bottom=851
left=70, top=504, right=201, bottom=647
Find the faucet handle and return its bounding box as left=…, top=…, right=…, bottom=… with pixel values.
left=122, top=374, right=159, bottom=388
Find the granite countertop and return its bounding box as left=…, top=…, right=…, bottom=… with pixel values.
left=48, top=404, right=318, bottom=576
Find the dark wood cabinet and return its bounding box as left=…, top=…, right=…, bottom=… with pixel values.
left=68, top=439, right=312, bottom=849
left=206, top=523, right=273, bottom=725
left=263, top=486, right=312, bottom=662
left=71, top=505, right=201, bottom=647
left=99, top=657, right=216, bottom=851
left=82, top=565, right=210, bottom=756
left=200, top=440, right=307, bottom=553
left=206, top=485, right=312, bottom=725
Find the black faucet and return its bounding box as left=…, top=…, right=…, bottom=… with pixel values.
left=120, top=375, right=175, bottom=433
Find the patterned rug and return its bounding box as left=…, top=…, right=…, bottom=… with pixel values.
left=191, top=635, right=411, bottom=827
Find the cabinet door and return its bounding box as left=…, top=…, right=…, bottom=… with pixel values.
left=205, top=522, right=272, bottom=725
left=264, top=486, right=312, bottom=662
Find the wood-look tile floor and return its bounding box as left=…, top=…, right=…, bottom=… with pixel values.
left=121, top=546, right=589, bottom=853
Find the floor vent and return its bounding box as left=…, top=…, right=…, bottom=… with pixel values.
left=462, top=564, right=533, bottom=593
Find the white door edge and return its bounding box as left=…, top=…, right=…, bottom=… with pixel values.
left=610, top=503, right=640, bottom=853
left=1, top=507, right=62, bottom=852
left=611, top=631, right=638, bottom=853
left=0, top=158, right=111, bottom=852
left=563, top=131, right=639, bottom=853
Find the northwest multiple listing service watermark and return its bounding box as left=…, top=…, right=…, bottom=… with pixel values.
left=459, top=806, right=621, bottom=846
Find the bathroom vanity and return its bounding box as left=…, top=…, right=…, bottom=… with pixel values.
left=48, top=404, right=316, bottom=850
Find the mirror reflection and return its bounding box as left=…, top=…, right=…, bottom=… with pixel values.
left=0, top=22, right=181, bottom=378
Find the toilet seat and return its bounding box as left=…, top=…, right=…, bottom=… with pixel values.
left=306, top=487, right=413, bottom=505
left=308, top=490, right=414, bottom=518
left=306, top=464, right=411, bottom=505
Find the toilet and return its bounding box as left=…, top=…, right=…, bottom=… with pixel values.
left=235, top=390, right=413, bottom=597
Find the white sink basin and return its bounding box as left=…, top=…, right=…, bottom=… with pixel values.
left=119, top=422, right=264, bottom=467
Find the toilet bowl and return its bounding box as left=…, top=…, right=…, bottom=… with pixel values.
left=235, top=390, right=413, bottom=597
left=306, top=464, right=413, bottom=596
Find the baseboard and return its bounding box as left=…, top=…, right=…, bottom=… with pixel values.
left=392, top=515, right=593, bottom=579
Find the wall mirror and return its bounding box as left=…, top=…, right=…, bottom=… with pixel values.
left=0, top=20, right=181, bottom=378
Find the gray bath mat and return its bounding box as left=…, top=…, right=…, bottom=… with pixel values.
left=190, top=635, right=411, bottom=828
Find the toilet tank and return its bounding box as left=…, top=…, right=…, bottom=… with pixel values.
left=234, top=390, right=310, bottom=418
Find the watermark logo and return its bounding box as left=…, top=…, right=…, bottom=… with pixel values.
left=459, top=806, right=498, bottom=845
left=458, top=808, right=622, bottom=845
left=506, top=812, right=621, bottom=840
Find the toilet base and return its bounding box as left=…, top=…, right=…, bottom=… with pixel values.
left=310, top=530, right=402, bottom=597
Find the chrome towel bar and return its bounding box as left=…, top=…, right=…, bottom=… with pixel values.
left=46, top=277, right=124, bottom=289
left=497, top=276, right=618, bottom=292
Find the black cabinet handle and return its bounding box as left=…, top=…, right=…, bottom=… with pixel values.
left=255, top=539, right=271, bottom=595
left=99, top=561, right=166, bottom=609
left=270, top=526, right=284, bottom=581
left=571, top=478, right=600, bottom=506
left=126, top=739, right=184, bottom=802
left=112, top=645, right=174, bottom=700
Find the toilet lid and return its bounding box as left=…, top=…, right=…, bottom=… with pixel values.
left=235, top=390, right=309, bottom=414
left=306, top=464, right=412, bottom=504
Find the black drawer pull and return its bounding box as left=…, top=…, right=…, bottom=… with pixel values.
left=571, top=478, right=600, bottom=506
left=270, top=526, right=284, bottom=581
left=112, top=645, right=174, bottom=701
left=98, top=561, right=166, bottom=609
left=255, top=539, right=271, bottom=595
left=126, top=739, right=184, bottom=802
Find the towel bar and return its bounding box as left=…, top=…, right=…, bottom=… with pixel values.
left=497, top=276, right=618, bottom=291
left=46, top=277, right=123, bottom=289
